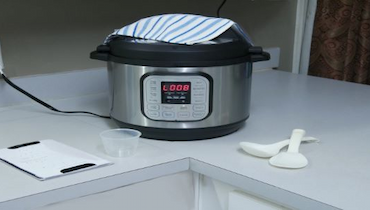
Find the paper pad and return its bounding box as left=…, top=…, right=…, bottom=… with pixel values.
left=0, top=139, right=112, bottom=180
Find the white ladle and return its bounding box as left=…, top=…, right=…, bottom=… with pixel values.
left=269, top=129, right=308, bottom=169
left=240, top=136, right=319, bottom=158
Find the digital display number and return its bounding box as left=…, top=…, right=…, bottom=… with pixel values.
left=162, top=84, right=190, bottom=92
left=161, top=82, right=191, bottom=104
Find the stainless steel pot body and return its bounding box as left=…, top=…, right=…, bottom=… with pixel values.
left=107, top=62, right=252, bottom=132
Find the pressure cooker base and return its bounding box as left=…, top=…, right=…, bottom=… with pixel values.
left=112, top=118, right=248, bottom=141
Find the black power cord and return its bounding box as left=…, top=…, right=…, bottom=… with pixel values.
left=0, top=72, right=110, bottom=119
left=217, top=0, right=228, bottom=18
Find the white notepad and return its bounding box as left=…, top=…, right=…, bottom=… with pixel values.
left=0, top=139, right=112, bottom=180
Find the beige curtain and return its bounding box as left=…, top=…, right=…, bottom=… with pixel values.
left=308, top=0, right=370, bottom=85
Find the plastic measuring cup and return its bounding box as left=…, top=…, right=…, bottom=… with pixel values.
left=100, top=129, right=141, bottom=158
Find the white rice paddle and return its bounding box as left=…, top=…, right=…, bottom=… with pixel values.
left=240, top=136, right=318, bottom=158
left=269, top=129, right=308, bottom=169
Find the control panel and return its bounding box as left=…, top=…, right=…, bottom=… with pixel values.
left=142, top=75, right=210, bottom=121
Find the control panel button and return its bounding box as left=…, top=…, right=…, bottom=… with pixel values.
left=193, top=111, right=207, bottom=119
left=193, top=96, right=205, bottom=104
left=178, top=105, right=189, bottom=111
left=178, top=112, right=190, bottom=118
left=148, top=98, right=159, bottom=103
left=147, top=104, right=160, bottom=111
left=193, top=90, right=205, bottom=95
left=162, top=105, right=175, bottom=111
left=193, top=104, right=206, bottom=111
left=150, top=92, right=158, bottom=97
left=194, top=79, right=206, bottom=86
left=163, top=111, right=175, bottom=119
left=193, top=86, right=206, bottom=91
left=148, top=111, right=160, bottom=118
left=149, top=80, right=157, bottom=86
left=150, top=87, right=157, bottom=92
left=193, top=93, right=205, bottom=98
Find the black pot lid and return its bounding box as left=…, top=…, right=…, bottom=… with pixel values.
left=91, top=27, right=270, bottom=67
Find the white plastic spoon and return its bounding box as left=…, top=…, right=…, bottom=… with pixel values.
left=269, top=129, right=308, bottom=169
left=239, top=136, right=319, bottom=158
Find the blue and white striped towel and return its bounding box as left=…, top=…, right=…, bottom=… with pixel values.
left=105, top=14, right=251, bottom=45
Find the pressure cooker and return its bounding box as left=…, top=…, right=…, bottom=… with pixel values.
left=91, top=26, right=270, bottom=140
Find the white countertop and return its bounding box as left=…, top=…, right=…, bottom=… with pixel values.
left=1, top=70, right=369, bottom=210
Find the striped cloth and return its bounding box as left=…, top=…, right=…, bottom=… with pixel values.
left=104, top=14, right=251, bottom=45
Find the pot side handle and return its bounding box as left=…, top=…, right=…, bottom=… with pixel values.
left=248, top=46, right=271, bottom=63
left=90, top=45, right=110, bottom=61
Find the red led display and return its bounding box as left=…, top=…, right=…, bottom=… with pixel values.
left=162, top=84, right=190, bottom=92
left=161, top=82, right=191, bottom=104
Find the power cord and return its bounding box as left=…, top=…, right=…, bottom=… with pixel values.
left=0, top=71, right=110, bottom=119
left=0, top=41, right=109, bottom=119
left=217, top=0, right=228, bottom=18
